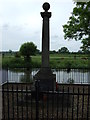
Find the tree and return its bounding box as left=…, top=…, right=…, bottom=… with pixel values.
left=9, top=49, right=12, bottom=55
left=80, top=38, right=90, bottom=53
left=50, top=50, right=57, bottom=54
left=58, top=47, right=69, bottom=53
left=15, top=52, right=20, bottom=58
left=63, top=2, right=90, bottom=52
left=36, top=49, right=41, bottom=54
left=78, top=50, right=82, bottom=54
left=20, top=42, right=37, bottom=61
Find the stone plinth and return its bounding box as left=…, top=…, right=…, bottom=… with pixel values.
left=34, top=67, right=56, bottom=91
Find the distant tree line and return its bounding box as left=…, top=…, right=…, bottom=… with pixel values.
left=1, top=46, right=89, bottom=57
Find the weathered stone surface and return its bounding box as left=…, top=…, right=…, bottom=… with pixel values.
left=34, top=67, right=56, bottom=90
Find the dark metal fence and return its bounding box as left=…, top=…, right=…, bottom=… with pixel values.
left=2, top=81, right=90, bottom=120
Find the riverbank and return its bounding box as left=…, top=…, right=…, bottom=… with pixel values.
left=2, top=53, right=89, bottom=69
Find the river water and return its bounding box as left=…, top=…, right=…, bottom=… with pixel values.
left=1, top=68, right=90, bottom=84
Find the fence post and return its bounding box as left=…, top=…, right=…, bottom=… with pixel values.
left=35, top=80, right=39, bottom=120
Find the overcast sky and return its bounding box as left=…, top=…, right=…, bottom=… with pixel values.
left=0, top=0, right=82, bottom=52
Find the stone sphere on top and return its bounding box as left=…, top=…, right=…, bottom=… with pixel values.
left=42, top=2, right=50, bottom=11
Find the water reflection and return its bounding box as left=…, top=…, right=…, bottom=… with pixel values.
left=1, top=68, right=90, bottom=84
left=20, top=70, right=33, bottom=83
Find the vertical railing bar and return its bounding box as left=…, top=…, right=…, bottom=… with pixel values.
left=67, top=87, right=69, bottom=120
left=57, top=91, right=59, bottom=120
left=82, top=86, right=84, bottom=119
left=35, top=80, right=39, bottom=120
left=31, top=89, right=32, bottom=119
left=51, top=94, right=53, bottom=118
left=77, top=87, right=79, bottom=120
left=87, top=88, right=89, bottom=120
left=57, top=92, right=60, bottom=120
left=21, top=85, right=23, bottom=119
left=16, top=85, right=19, bottom=119
left=12, top=84, right=14, bottom=119
left=62, top=86, right=64, bottom=119
left=26, top=86, right=28, bottom=119
left=2, top=85, right=5, bottom=119
left=42, top=92, right=44, bottom=119
left=52, top=91, right=54, bottom=120
left=47, top=90, right=49, bottom=120
left=7, top=82, right=9, bottom=119
left=72, top=87, right=74, bottom=120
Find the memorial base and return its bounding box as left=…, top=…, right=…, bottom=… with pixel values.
left=34, top=67, right=56, bottom=91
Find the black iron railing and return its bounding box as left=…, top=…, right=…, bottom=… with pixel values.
left=2, top=82, right=90, bottom=120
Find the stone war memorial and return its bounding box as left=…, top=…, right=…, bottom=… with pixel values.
left=34, top=2, right=56, bottom=91
left=2, top=2, right=90, bottom=120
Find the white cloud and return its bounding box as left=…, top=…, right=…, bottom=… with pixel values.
left=1, top=0, right=82, bottom=51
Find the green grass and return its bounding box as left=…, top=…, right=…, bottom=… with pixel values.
left=2, top=53, right=89, bottom=69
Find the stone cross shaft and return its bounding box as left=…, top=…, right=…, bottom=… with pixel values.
left=34, top=2, right=56, bottom=91
left=41, top=3, right=51, bottom=68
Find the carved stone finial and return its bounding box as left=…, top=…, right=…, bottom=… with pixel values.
left=42, top=2, right=50, bottom=12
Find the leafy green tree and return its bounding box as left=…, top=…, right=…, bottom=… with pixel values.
left=9, top=49, right=12, bottom=55
left=15, top=52, right=20, bottom=58
left=58, top=47, right=69, bottom=53
left=20, top=42, right=37, bottom=59
left=50, top=50, right=57, bottom=54
left=36, top=49, right=41, bottom=54
left=63, top=2, right=90, bottom=52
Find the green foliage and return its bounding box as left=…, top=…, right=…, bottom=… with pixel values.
left=65, top=61, right=71, bottom=69
left=9, top=58, right=26, bottom=68
left=9, top=49, right=12, bottom=54
left=15, top=52, right=20, bottom=58
left=2, top=53, right=89, bottom=69
left=58, top=47, right=69, bottom=53
left=2, top=57, right=32, bottom=68
left=20, top=42, right=37, bottom=58
left=19, top=42, right=37, bottom=68
left=80, top=38, right=90, bottom=53
left=36, top=49, right=41, bottom=54
left=63, top=2, right=90, bottom=52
